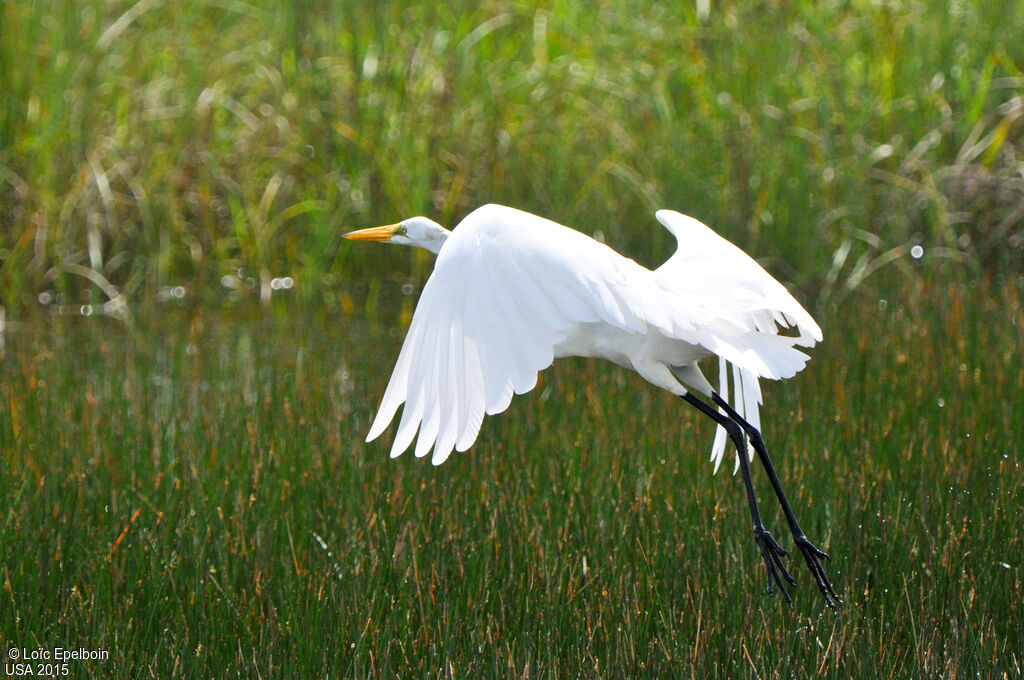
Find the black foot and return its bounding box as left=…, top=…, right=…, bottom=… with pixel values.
left=795, top=535, right=843, bottom=610
left=754, top=528, right=797, bottom=604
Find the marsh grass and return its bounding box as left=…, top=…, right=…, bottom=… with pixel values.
left=2, top=0, right=1023, bottom=314
left=2, top=0, right=1024, bottom=676
left=2, top=271, right=1022, bottom=678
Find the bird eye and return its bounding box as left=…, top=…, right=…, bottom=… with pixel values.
left=395, top=225, right=407, bottom=236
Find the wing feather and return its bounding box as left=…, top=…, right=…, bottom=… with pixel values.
left=373, top=205, right=603, bottom=462
left=454, top=334, right=485, bottom=452
left=366, top=205, right=821, bottom=467
left=414, top=318, right=445, bottom=459
left=653, top=210, right=821, bottom=378
left=651, top=210, right=821, bottom=472
left=431, top=320, right=461, bottom=463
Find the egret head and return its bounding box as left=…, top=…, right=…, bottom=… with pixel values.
left=344, top=216, right=450, bottom=254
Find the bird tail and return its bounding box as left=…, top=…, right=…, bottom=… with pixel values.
left=709, top=357, right=761, bottom=474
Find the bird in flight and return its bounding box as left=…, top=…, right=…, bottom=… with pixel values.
left=345, top=203, right=840, bottom=608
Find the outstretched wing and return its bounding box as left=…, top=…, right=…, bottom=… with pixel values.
left=654, top=210, right=822, bottom=471
left=365, top=205, right=822, bottom=470
left=654, top=210, right=822, bottom=357
left=365, top=204, right=665, bottom=465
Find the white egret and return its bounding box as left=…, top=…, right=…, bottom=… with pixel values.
left=345, top=203, right=840, bottom=608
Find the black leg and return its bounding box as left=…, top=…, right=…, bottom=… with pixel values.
left=681, top=393, right=797, bottom=603
left=711, top=393, right=842, bottom=609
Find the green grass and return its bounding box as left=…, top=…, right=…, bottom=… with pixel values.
left=2, top=271, right=1022, bottom=678
left=2, top=0, right=1024, bottom=676
left=1, top=0, right=1023, bottom=314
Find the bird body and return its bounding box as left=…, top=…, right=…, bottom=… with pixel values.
left=345, top=203, right=840, bottom=608
left=352, top=204, right=819, bottom=468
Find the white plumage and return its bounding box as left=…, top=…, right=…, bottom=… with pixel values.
left=352, top=204, right=820, bottom=467
left=345, top=203, right=840, bottom=609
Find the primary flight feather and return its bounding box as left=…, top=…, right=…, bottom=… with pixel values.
left=345, top=203, right=840, bottom=608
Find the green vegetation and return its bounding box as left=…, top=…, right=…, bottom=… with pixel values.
left=2, top=0, right=1023, bottom=677
left=2, top=275, right=1022, bottom=677
left=1, top=0, right=1023, bottom=313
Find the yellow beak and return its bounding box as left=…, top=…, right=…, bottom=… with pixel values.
left=343, top=224, right=401, bottom=242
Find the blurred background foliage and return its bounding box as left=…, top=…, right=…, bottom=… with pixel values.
left=1, top=0, right=1022, bottom=320
left=2, top=4, right=1024, bottom=674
